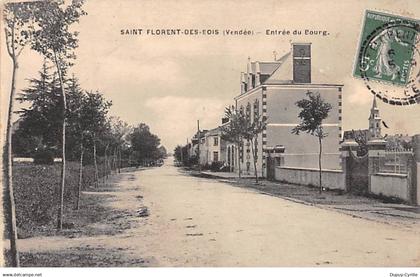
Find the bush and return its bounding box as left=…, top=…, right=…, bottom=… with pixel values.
left=210, top=161, right=225, bottom=172
left=33, top=149, right=54, bottom=165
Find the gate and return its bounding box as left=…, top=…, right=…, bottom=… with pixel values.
left=346, top=150, right=369, bottom=195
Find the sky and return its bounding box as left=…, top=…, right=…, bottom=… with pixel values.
left=1, top=0, right=420, bottom=152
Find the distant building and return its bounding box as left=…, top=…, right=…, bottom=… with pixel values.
left=201, top=126, right=227, bottom=165
left=343, top=97, right=383, bottom=142
left=368, top=97, right=382, bottom=139
left=189, top=130, right=208, bottom=162
left=233, top=42, right=343, bottom=176
left=343, top=96, right=413, bottom=151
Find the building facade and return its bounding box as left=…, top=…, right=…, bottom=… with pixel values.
left=234, top=43, right=343, bottom=177
left=201, top=126, right=227, bottom=166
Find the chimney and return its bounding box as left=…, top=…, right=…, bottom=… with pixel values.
left=292, top=43, right=311, bottom=83
left=247, top=57, right=253, bottom=90
left=255, top=61, right=261, bottom=86
left=240, top=72, right=246, bottom=93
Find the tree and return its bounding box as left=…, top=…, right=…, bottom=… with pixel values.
left=221, top=106, right=247, bottom=178
left=130, top=123, right=162, bottom=165
left=3, top=2, right=35, bottom=266
left=292, top=91, right=332, bottom=194
left=352, top=130, right=368, bottom=156
left=109, top=117, right=131, bottom=174
left=174, top=145, right=183, bottom=163
left=157, top=145, right=167, bottom=159
left=30, top=0, right=86, bottom=230
left=15, top=61, right=63, bottom=158
left=65, top=75, right=85, bottom=210
left=174, top=145, right=189, bottom=166
left=81, top=91, right=112, bottom=187
left=242, top=114, right=266, bottom=184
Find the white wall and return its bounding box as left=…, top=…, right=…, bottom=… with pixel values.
left=266, top=86, right=342, bottom=170
left=275, top=166, right=345, bottom=190
left=370, top=173, right=409, bottom=201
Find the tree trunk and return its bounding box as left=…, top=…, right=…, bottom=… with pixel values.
left=319, top=136, right=323, bottom=194
left=250, top=138, right=259, bottom=184
left=93, top=140, right=99, bottom=188
left=76, top=142, right=84, bottom=210
left=3, top=48, right=20, bottom=266
left=53, top=52, right=66, bottom=231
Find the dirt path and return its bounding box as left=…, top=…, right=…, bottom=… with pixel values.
left=16, top=158, right=420, bottom=266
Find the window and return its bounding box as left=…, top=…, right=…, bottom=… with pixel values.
left=214, top=137, right=218, bottom=146
left=213, top=151, right=219, bottom=162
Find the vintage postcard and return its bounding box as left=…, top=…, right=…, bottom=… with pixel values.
left=0, top=0, right=419, bottom=274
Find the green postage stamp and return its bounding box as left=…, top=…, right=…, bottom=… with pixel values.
left=354, top=10, right=419, bottom=86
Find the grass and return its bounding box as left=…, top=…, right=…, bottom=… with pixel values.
left=13, top=161, right=108, bottom=238
left=8, top=162, right=150, bottom=267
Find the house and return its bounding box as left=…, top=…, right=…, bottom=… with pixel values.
left=233, top=42, right=343, bottom=177
left=202, top=126, right=226, bottom=166
left=189, top=130, right=208, bottom=163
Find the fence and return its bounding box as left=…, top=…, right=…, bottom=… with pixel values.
left=368, top=149, right=414, bottom=203
left=378, top=149, right=413, bottom=174
left=271, top=138, right=420, bottom=205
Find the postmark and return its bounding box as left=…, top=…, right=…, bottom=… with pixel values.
left=354, top=10, right=420, bottom=105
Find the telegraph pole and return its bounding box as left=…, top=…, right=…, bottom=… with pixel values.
left=180, top=144, right=183, bottom=165
left=197, top=120, right=201, bottom=172
left=186, top=138, right=189, bottom=161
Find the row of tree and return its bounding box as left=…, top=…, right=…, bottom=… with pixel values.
left=12, top=58, right=166, bottom=221
left=220, top=105, right=266, bottom=183
left=4, top=0, right=86, bottom=266
left=3, top=0, right=166, bottom=267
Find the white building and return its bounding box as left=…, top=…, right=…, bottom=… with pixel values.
left=232, top=42, right=343, bottom=177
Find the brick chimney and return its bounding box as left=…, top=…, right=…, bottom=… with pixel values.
left=292, top=43, right=311, bottom=83
left=247, top=57, right=253, bottom=90
left=255, top=61, right=261, bottom=86
left=240, top=72, right=246, bottom=93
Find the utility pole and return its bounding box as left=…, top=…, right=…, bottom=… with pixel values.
left=197, top=120, right=201, bottom=172
left=180, top=144, right=183, bottom=165
left=186, top=138, right=189, bottom=161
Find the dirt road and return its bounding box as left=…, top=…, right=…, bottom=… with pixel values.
left=17, top=157, right=420, bottom=266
